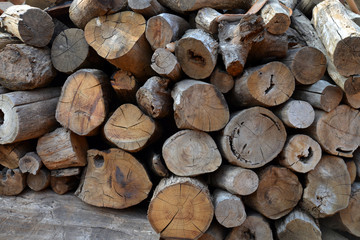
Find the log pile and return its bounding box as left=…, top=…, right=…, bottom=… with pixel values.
left=0, top=0, right=360, bottom=239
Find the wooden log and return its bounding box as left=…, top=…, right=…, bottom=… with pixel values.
left=219, top=107, right=287, bottom=168
left=313, top=0, right=360, bottom=77
left=0, top=141, right=34, bottom=169
left=157, top=0, right=254, bottom=12
left=0, top=1, right=13, bottom=15
left=344, top=92, right=360, bottom=109
left=0, top=44, right=56, bottom=90
left=25, top=0, right=56, bottom=9
left=296, top=0, right=322, bottom=17
left=19, top=152, right=43, bottom=175
left=51, top=176, right=78, bottom=195
left=136, top=76, right=172, bottom=119
left=210, top=66, right=234, bottom=93
left=27, top=168, right=50, bottom=192
left=55, top=69, right=111, bottom=136
left=69, top=0, right=127, bottom=29
left=145, top=13, right=190, bottom=50
left=231, top=62, right=294, bottom=107
left=36, top=128, right=88, bottom=170
left=0, top=5, right=54, bottom=47
left=175, top=29, right=218, bottom=79
left=0, top=32, right=20, bottom=49
left=85, top=11, right=154, bottom=79
left=346, top=160, right=357, bottom=184
left=292, top=80, right=343, bottom=112
left=260, top=0, right=291, bottom=35
left=76, top=148, right=152, bottom=208
left=305, top=105, right=360, bottom=158
left=198, top=221, right=226, bottom=240
left=104, top=104, right=160, bottom=152
left=50, top=18, right=69, bottom=45
left=162, top=129, right=222, bottom=176
left=301, top=155, right=351, bottom=218
left=0, top=190, right=159, bottom=239
left=148, top=176, right=213, bottom=239
left=195, top=7, right=221, bottom=35
left=110, top=69, right=139, bottom=104
left=244, top=166, right=303, bottom=219
left=0, top=87, right=60, bottom=144
left=150, top=48, right=182, bottom=82
left=280, top=46, right=326, bottom=85
left=0, top=168, right=26, bottom=196
left=128, top=0, right=167, bottom=18
left=279, top=0, right=297, bottom=9
left=273, top=99, right=315, bottom=129
left=210, top=165, right=259, bottom=196
left=279, top=134, right=322, bottom=173
left=51, top=28, right=102, bottom=74
left=147, top=151, right=169, bottom=178
left=51, top=168, right=81, bottom=177
left=286, top=27, right=307, bottom=48
left=225, top=212, right=274, bottom=240
left=275, top=208, right=321, bottom=240
left=213, top=189, right=246, bottom=228
left=171, top=79, right=229, bottom=132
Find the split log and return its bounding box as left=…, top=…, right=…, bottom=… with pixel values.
left=145, top=13, right=190, bottom=50
left=0, top=87, right=60, bottom=144
left=51, top=176, right=78, bottom=195
left=51, top=168, right=81, bottom=177
left=0, top=32, right=20, bottom=49
left=280, top=46, right=326, bottom=85
left=292, top=80, right=343, bottom=112
left=273, top=100, right=315, bottom=129
left=198, top=221, right=226, bottom=240
left=305, top=105, right=360, bottom=158
left=162, top=129, right=222, bottom=176
left=19, top=152, right=43, bottom=175
left=0, top=168, right=26, bottom=196
left=210, top=165, right=259, bottom=196
left=69, top=0, right=127, bottom=29
left=76, top=148, right=152, bottom=208
left=55, top=69, right=111, bottom=136
left=27, top=168, right=50, bottom=191
left=0, top=141, right=34, bottom=169
left=150, top=48, right=182, bottom=82
left=136, top=76, right=172, bottom=119
left=0, top=5, right=54, bottom=47
left=210, top=67, right=234, bottom=93
left=195, top=8, right=221, bottom=35
left=279, top=134, right=322, bottom=173
left=171, top=80, right=229, bottom=132
left=346, top=160, right=357, bottom=184
left=301, top=155, right=351, bottom=218
left=147, top=151, right=169, bottom=178
left=110, top=70, right=139, bottom=103
left=225, top=212, right=274, bottom=240
left=175, top=29, right=218, bottom=79
left=85, top=11, right=154, bottom=79
left=128, top=0, right=167, bottom=18
left=244, top=166, right=303, bottom=219
left=0, top=44, right=56, bottom=90
left=218, top=107, right=286, bottom=168
left=275, top=208, right=321, bottom=240
left=147, top=176, right=213, bottom=239
left=36, top=128, right=88, bottom=170
left=230, top=62, right=295, bottom=107
left=260, top=0, right=291, bottom=35
left=104, top=104, right=160, bottom=152
left=213, top=189, right=246, bottom=228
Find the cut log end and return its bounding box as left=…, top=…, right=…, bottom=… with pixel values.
left=19, top=152, right=42, bottom=175
left=275, top=100, right=315, bottom=129
left=0, top=168, right=26, bottom=196
left=27, top=168, right=50, bottom=191
left=334, top=37, right=360, bottom=77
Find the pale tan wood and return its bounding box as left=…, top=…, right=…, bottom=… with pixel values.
left=110, top=69, right=139, bottom=103
left=165, top=41, right=176, bottom=52
left=150, top=48, right=182, bottom=82
left=275, top=208, right=321, bottom=240
left=279, top=134, right=322, bottom=173
left=37, top=127, right=88, bottom=170
left=0, top=5, right=54, bottom=47
left=145, top=13, right=190, bottom=50
left=210, top=165, right=259, bottom=196
left=0, top=87, right=60, bottom=144
left=210, top=67, right=234, bottom=93
left=231, top=62, right=295, bottom=107
left=195, top=7, right=221, bottom=35
left=244, top=166, right=303, bottom=219
left=148, top=176, right=213, bottom=239
left=128, top=0, right=167, bottom=18
left=261, top=0, right=291, bottom=35
left=136, top=76, right=172, bottom=119
left=0, top=44, right=56, bottom=90
left=0, top=141, right=34, bottom=169
left=219, top=107, right=286, bottom=168
left=346, top=160, right=357, bottom=184
left=175, top=29, right=218, bottom=79
left=51, top=176, right=78, bottom=195
left=51, top=168, right=81, bottom=177
left=19, top=152, right=43, bottom=175
left=0, top=32, right=20, bottom=49
left=27, top=168, right=50, bottom=192
left=301, top=155, right=351, bottom=218
left=213, top=189, right=246, bottom=228
left=56, top=69, right=111, bottom=136
left=69, top=0, right=127, bottom=29
left=147, top=151, right=169, bottom=178
left=171, top=79, right=229, bottom=132
left=104, top=104, right=160, bottom=152
left=0, top=168, right=26, bottom=195
left=162, top=129, right=222, bottom=176
left=292, top=80, right=343, bottom=112
left=198, top=221, right=226, bottom=240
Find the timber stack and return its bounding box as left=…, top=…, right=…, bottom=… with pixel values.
left=0, top=0, right=360, bottom=239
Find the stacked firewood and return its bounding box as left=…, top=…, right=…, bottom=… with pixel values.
left=0, top=0, right=360, bottom=239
